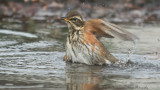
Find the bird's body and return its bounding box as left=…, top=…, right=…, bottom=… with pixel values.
left=63, top=11, right=138, bottom=65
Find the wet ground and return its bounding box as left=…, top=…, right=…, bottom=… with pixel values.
left=0, top=19, right=160, bottom=90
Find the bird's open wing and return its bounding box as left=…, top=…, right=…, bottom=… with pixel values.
left=84, top=19, right=139, bottom=41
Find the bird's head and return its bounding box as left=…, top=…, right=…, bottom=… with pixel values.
left=62, top=11, right=84, bottom=29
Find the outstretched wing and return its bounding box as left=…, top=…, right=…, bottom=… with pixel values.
left=84, top=19, right=139, bottom=41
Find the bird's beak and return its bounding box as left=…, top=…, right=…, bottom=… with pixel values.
left=61, top=17, right=69, bottom=22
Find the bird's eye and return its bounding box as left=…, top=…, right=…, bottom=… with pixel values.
left=70, top=18, right=77, bottom=22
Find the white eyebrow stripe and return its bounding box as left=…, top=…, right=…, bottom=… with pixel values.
left=70, top=16, right=82, bottom=21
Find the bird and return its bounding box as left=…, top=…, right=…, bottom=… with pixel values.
left=62, top=11, right=138, bottom=65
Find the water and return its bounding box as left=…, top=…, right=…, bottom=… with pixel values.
left=0, top=20, right=160, bottom=90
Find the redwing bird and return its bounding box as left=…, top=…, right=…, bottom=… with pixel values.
left=62, top=11, right=138, bottom=65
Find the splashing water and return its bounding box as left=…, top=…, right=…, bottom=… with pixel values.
left=127, top=40, right=138, bottom=61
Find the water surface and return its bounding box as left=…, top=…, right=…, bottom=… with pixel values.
left=0, top=20, right=160, bottom=90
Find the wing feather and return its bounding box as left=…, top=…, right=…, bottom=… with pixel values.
left=101, top=20, right=139, bottom=41
left=84, top=19, right=139, bottom=41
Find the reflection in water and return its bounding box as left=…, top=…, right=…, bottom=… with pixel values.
left=66, top=63, right=103, bottom=90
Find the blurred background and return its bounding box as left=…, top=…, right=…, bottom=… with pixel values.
left=0, top=0, right=160, bottom=24
left=0, top=0, right=160, bottom=90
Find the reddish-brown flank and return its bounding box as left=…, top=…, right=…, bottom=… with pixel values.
left=82, top=21, right=106, bottom=58
left=63, top=53, right=68, bottom=61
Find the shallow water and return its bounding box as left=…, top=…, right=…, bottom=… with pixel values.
left=0, top=20, right=160, bottom=90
